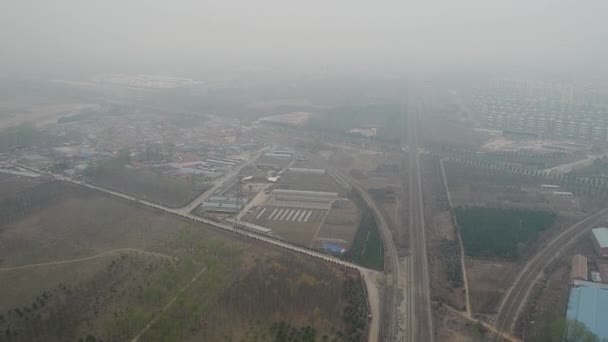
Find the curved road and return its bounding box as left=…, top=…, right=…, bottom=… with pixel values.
left=492, top=206, right=608, bottom=341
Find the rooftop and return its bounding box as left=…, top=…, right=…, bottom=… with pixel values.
left=566, top=280, right=608, bottom=340
left=592, top=228, right=608, bottom=248
left=322, top=243, right=345, bottom=254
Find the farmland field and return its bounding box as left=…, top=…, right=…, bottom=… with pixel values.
left=454, top=207, right=556, bottom=259
left=0, top=179, right=368, bottom=342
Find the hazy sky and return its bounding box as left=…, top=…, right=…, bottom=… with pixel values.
left=1, top=0, right=607, bottom=76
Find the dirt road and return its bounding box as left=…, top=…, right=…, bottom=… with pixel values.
left=0, top=248, right=173, bottom=272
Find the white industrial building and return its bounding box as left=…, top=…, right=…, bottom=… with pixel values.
left=270, top=189, right=340, bottom=210
left=592, top=228, right=608, bottom=258
left=201, top=196, right=247, bottom=213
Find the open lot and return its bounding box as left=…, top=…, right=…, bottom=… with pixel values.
left=321, top=147, right=400, bottom=174
left=86, top=165, right=206, bottom=207
left=465, top=258, right=518, bottom=315
left=0, top=179, right=368, bottom=342
left=436, top=306, right=490, bottom=342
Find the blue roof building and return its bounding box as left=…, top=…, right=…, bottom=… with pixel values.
left=566, top=280, right=608, bottom=340
left=322, top=243, right=345, bottom=254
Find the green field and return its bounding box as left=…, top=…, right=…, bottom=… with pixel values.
left=454, top=207, right=556, bottom=259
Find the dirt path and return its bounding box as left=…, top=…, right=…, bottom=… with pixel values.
left=360, top=269, right=382, bottom=342
left=442, top=304, right=520, bottom=342
left=0, top=248, right=173, bottom=272
left=440, top=158, right=472, bottom=318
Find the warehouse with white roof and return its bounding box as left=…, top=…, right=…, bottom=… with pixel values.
left=591, top=227, right=608, bottom=258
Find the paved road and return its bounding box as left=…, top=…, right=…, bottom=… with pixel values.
left=542, top=153, right=608, bottom=174
left=405, top=99, right=434, bottom=342
left=492, top=207, right=608, bottom=341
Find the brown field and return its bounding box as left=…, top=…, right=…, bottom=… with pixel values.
left=465, top=258, right=517, bottom=315
left=436, top=306, right=490, bottom=342
left=0, top=180, right=368, bottom=342
left=0, top=174, right=44, bottom=201
left=86, top=166, right=206, bottom=207
left=320, top=147, right=400, bottom=174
